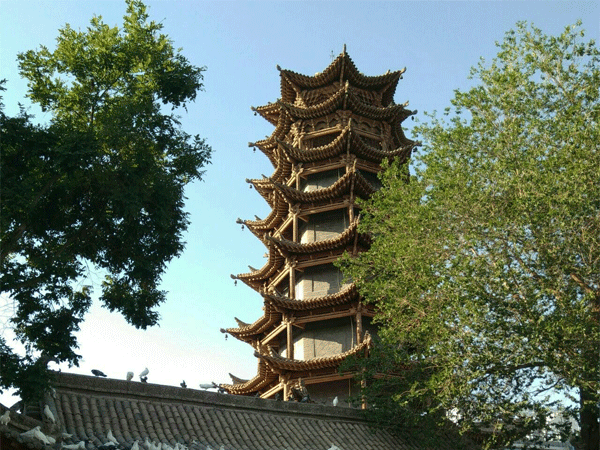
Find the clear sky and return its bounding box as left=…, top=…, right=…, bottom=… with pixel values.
left=1, top=1, right=598, bottom=405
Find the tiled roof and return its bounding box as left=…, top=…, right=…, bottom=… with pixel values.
left=0, top=373, right=452, bottom=450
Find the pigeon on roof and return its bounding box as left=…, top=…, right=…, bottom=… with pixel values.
left=332, top=396, right=339, bottom=407
left=126, top=372, right=134, bottom=381
left=180, top=381, right=187, bottom=388
left=0, top=410, right=10, bottom=425
left=92, top=369, right=107, bottom=377
left=44, top=404, right=55, bottom=423
left=106, top=429, right=118, bottom=444
left=21, top=426, right=54, bottom=445
left=198, top=383, right=213, bottom=390
left=139, top=367, right=149, bottom=378
left=131, top=440, right=139, bottom=450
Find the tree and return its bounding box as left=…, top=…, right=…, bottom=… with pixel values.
left=340, top=22, right=599, bottom=450
left=0, top=0, right=211, bottom=403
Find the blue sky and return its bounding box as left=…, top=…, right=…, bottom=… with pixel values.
left=1, top=1, right=598, bottom=404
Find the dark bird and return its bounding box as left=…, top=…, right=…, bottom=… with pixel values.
left=140, top=376, right=148, bottom=383
left=91, top=369, right=107, bottom=377
left=180, top=381, right=187, bottom=388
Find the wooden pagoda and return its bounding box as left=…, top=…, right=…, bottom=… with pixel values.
left=222, top=48, right=417, bottom=404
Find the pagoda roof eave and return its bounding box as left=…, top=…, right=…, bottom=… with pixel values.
left=278, top=52, right=403, bottom=104
left=220, top=360, right=278, bottom=395
left=274, top=170, right=378, bottom=205
left=263, top=283, right=359, bottom=311
left=276, top=126, right=350, bottom=163
left=266, top=219, right=359, bottom=254
left=257, top=332, right=372, bottom=372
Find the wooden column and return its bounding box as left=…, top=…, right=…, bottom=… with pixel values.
left=286, top=318, right=294, bottom=360
left=356, top=306, right=363, bottom=344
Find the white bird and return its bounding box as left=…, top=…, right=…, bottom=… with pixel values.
left=127, top=372, right=134, bottom=381
left=332, top=396, right=339, bottom=407
left=107, top=429, right=118, bottom=444
left=21, top=426, right=52, bottom=445
left=198, top=383, right=213, bottom=390
left=144, top=438, right=152, bottom=449
left=44, top=404, right=56, bottom=423
left=62, top=441, right=86, bottom=450
left=139, top=368, right=149, bottom=378
left=61, top=432, right=73, bottom=439
left=131, top=440, right=139, bottom=450
left=0, top=410, right=10, bottom=425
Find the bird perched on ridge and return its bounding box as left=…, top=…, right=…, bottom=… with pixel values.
left=44, top=404, right=56, bottom=423
left=0, top=410, right=10, bottom=425
left=332, top=396, right=339, bottom=407
left=92, top=369, right=107, bottom=377
left=180, top=381, right=187, bottom=388
left=106, top=429, right=118, bottom=444
left=131, top=440, right=140, bottom=450
left=198, top=383, right=213, bottom=390
left=139, top=368, right=149, bottom=382
left=126, top=372, right=134, bottom=381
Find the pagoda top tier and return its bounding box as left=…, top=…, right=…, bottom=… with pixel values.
left=277, top=46, right=405, bottom=106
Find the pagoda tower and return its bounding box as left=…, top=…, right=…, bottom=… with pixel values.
left=222, top=48, right=417, bottom=403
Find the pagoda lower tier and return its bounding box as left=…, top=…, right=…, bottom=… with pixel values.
left=221, top=47, right=417, bottom=405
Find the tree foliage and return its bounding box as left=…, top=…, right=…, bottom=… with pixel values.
left=340, top=22, right=599, bottom=450
left=0, top=0, right=211, bottom=403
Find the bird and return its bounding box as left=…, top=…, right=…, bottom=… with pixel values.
left=62, top=441, right=86, bottom=450
left=198, top=383, right=214, bottom=390
left=92, top=369, right=107, bottom=377
left=139, top=368, right=149, bottom=379
left=44, top=404, right=56, bottom=423
left=21, top=426, right=53, bottom=445
left=107, top=429, right=118, bottom=444
left=332, top=396, right=339, bottom=407
left=131, top=440, right=140, bottom=450
left=180, top=381, right=187, bottom=388
left=140, top=376, right=148, bottom=383
left=126, top=372, right=134, bottom=381
left=0, top=410, right=10, bottom=425
left=61, top=432, right=73, bottom=439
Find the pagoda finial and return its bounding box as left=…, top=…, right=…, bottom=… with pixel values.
left=343, top=43, right=346, bottom=55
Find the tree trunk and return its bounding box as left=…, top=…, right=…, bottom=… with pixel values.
left=579, top=386, right=599, bottom=450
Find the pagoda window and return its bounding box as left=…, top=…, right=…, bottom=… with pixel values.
left=358, top=169, right=383, bottom=190
left=303, top=131, right=338, bottom=149
left=299, top=209, right=349, bottom=244
left=295, top=264, right=347, bottom=300
left=300, top=168, right=342, bottom=192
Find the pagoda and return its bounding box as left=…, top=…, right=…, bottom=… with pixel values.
left=222, top=48, right=417, bottom=403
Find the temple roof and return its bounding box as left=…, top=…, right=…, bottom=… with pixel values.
left=3, top=372, right=441, bottom=450
left=278, top=50, right=404, bottom=107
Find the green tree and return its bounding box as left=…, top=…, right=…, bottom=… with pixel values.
left=340, top=22, right=599, bottom=450
left=0, top=0, right=211, bottom=403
